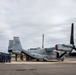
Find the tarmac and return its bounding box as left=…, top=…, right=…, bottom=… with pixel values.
left=0, top=57, right=76, bottom=75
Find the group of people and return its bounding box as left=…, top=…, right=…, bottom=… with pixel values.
left=0, top=53, right=11, bottom=63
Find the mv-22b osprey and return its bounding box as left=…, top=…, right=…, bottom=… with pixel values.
left=8, top=23, right=76, bottom=61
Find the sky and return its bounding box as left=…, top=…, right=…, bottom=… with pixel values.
left=0, top=0, right=76, bottom=53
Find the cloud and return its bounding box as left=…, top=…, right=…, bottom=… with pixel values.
left=0, top=0, right=76, bottom=52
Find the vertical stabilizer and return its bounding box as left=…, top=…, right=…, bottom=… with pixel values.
left=13, top=37, right=22, bottom=52
left=8, top=40, right=13, bottom=52
left=8, top=37, right=23, bottom=53
left=70, top=23, right=74, bottom=45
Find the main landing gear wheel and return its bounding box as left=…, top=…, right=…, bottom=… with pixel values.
left=43, top=59, right=47, bottom=62
left=36, top=59, right=39, bottom=61
left=61, top=58, right=64, bottom=61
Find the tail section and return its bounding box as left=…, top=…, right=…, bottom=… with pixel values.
left=8, top=40, right=13, bottom=52
left=8, top=37, right=23, bottom=53
left=13, top=37, right=22, bottom=52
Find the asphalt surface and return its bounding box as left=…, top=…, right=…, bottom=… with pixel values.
left=0, top=57, right=76, bottom=75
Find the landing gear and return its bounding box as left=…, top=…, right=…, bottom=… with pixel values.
left=26, top=56, right=30, bottom=61
left=36, top=59, right=39, bottom=61
left=57, top=57, right=64, bottom=61
left=43, top=59, right=47, bottom=62
left=57, top=52, right=66, bottom=61
left=61, top=58, right=64, bottom=61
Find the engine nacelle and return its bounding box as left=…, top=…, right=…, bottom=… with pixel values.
left=55, top=44, right=72, bottom=52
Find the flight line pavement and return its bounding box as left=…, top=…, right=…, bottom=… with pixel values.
left=0, top=57, right=76, bottom=75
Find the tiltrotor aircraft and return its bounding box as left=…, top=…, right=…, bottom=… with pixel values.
left=8, top=23, right=76, bottom=61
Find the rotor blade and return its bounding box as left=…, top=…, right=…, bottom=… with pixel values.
left=42, top=34, right=44, bottom=48
left=70, top=23, right=74, bottom=45
left=74, top=48, right=76, bottom=50
left=73, top=46, right=76, bottom=50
